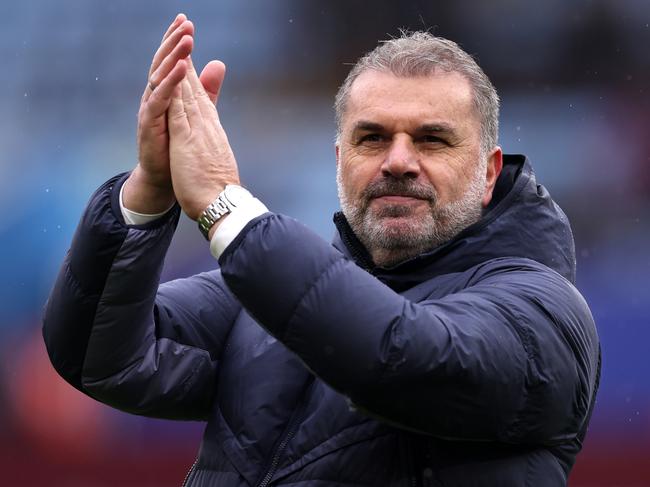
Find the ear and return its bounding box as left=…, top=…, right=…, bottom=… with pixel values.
left=335, top=143, right=341, bottom=167
left=482, top=146, right=503, bottom=207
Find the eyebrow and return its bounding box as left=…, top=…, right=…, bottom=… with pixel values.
left=351, top=120, right=457, bottom=137
left=417, top=123, right=456, bottom=135
left=352, top=121, right=385, bottom=133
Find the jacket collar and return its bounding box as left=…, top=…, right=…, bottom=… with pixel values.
left=332, top=154, right=576, bottom=291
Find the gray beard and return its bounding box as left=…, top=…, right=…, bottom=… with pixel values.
left=337, top=164, right=486, bottom=267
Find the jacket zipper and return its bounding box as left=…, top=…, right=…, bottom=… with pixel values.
left=181, top=459, right=198, bottom=487
left=256, top=378, right=315, bottom=487
left=256, top=413, right=301, bottom=487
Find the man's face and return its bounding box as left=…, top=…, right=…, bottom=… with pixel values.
left=336, top=70, right=501, bottom=266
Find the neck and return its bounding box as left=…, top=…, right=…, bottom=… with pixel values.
left=368, top=243, right=432, bottom=268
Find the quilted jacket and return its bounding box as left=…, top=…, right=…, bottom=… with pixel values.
left=43, top=154, right=600, bottom=486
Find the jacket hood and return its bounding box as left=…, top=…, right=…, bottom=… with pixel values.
left=332, top=154, right=576, bottom=291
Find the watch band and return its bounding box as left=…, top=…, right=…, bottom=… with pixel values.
left=197, top=186, right=244, bottom=240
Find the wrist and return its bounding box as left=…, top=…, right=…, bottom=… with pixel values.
left=189, top=187, right=225, bottom=221
left=123, top=166, right=176, bottom=214
left=197, top=184, right=251, bottom=240
left=186, top=177, right=239, bottom=221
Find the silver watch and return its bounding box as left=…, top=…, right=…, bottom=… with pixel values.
left=197, top=185, right=252, bottom=240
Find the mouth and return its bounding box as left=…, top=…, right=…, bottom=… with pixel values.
left=371, top=194, right=428, bottom=204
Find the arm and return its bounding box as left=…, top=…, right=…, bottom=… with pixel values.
left=219, top=214, right=600, bottom=444
left=43, top=175, right=241, bottom=420
left=43, top=15, right=245, bottom=420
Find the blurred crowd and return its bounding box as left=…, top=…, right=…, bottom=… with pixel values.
left=1, top=1, right=648, bottom=485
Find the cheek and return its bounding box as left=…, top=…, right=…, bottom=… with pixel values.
left=340, top=155, right=378, bottom=195
left=423, top=152, right=478, bottom=202
left=421, top=165, right=454, bottom=200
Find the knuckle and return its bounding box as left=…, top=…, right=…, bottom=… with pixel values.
left=184, top=95, right=199, bottom=107
left=195, top=90, right=210, bottom=102
left=169, top=110, right=187, bottom=123
left=140, top=102, right=155, bottom=119
left=138, top=105, right=149, bottom=121
left=146, top=90, right=159, bottom=104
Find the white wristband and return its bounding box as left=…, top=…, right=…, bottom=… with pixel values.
left=209, top=197, right=268, bottom=259
left=119, top=182, right=174, bottom=225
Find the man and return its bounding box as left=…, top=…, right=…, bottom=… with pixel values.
left=43, top=14, right=600, bottom=486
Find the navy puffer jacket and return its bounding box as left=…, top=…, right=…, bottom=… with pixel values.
left=43, top=155, right=600, bottom=486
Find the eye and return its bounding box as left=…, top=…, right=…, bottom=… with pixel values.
left=358, top=133, right=386, bottom=144
left=419, top=135, right=445, bottom=144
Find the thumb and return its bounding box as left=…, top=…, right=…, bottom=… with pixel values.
left=199, top=60, right=226, bottom=105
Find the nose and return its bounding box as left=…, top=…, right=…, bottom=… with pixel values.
left=381, top=135, right=421, bottom=179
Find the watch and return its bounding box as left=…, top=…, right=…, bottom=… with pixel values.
left=197, top=185, right=253, bottom=240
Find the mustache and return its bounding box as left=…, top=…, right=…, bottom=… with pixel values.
left=362, top=177, right=437, bottom=201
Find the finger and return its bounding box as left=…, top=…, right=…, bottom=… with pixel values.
left=180, top=76, right=203, bottom=130
left=199, top=60, right=227, bottom=106
left=144, top=59, right=188, bottom=120
left=185, top=55, right=203, bottom=93
left=185, top=56, right=217, bottom=120
left=141, top=20, right=194, bottom=104
left=147, top=34, right=193, bottom=99
left=161, top=13, right=186, bottom=43
left=168, top=77, right=190, bottom=138
left=149, top=20, right=194, bottom=78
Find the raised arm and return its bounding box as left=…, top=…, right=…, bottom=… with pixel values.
left=43, top=175, right=241, bottom=420
left=43, top=15, right=243, bottom=420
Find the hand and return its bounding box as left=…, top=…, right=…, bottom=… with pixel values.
left=123, top=14, right=193, bottom=214
left=167, top=57, right=240, bottom=220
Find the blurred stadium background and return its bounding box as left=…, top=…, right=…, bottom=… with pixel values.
left=1, top=1, right=648, bottom=485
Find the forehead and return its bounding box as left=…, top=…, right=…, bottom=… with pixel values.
left=343, top=69, right=479, bottom=133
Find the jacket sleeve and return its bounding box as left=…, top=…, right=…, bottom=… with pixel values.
left=219, top=213, right=600, bottom=444
left=43, top=174, right=241, bottom=420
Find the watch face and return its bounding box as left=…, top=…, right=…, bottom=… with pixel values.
left=223, top=185, right=251, bottom=207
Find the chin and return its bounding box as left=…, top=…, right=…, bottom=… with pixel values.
left=368, top=215, right=433, bottom=244
left=380, top=216, right=420, bottom=233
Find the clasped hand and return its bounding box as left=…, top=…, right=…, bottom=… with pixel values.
left=125, top=13, right=240, bottom=222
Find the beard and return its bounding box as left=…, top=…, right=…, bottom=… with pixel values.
left=337, top=162, right=486, bottom=267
